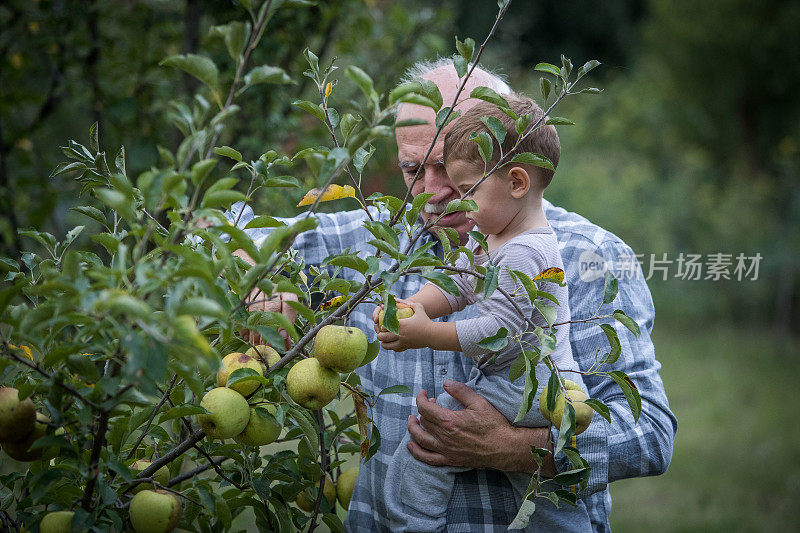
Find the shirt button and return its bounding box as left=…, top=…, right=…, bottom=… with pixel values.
left=440, top=367, right=447, bottom=375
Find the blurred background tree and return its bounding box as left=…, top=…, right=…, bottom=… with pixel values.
left=2, top=1, right=799, bottom=529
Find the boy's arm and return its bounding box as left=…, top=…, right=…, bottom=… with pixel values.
left=376, top=301, right=461, bottom=352
left=406, top=283, right=454, bottom=319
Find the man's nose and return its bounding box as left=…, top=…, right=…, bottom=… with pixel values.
left=423, top=164, right=455, bottom=199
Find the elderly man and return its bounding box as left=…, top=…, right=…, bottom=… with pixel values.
left=232, top=59, right=677, bottom=531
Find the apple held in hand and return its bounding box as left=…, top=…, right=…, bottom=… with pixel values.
left=336, top=467, right=359, bottom=510
left=286, top=358, right=340, bottom=410
left=40, top=511, right=74, bottom=533
left=245, top=344, right=281, bottom=369
left=130, top=459, right=171, bottom=493
left=540, top=379, right=593, bottom=435
left=296, top=475, right=336, bottom=512
left=216, top=352, right=265, bottom=396
left=235, top=405, right=282, bottom=447
left=197, top=387, right=250, bottom=439
left=0, top=387, right=36, bottom=442
left=377, top=303, right=414, bottom=331
left=312, top=325, right=368, bottom=373
left=129, top=489, right=183, bottom=533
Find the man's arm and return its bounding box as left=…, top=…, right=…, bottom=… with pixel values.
left=406, top=380, right=558, bottom=478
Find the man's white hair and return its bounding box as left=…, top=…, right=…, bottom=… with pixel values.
left=396, top=57, right=512, bottom=95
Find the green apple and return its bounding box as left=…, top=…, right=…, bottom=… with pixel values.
left=296, top=475, right=336, bottom=512
left=377, top=304, right=415, bottom=331
left=130, top=459, right=170, bottom=493
left=0, top=387, right=36, bottom=442
left=197, top=387, right=250, bottom=439
left=234, top=405, right=281, bottom=447
left=539, top=378, right=583, bottom=421
left=39, top=510, right=74, bottom=533
left=548, top=389, right=593, bottom=435
left=216, top=352, right=265, bottom=396
left=2, top=412, right=59, bottom=461
left=336, top=467, right=359, bottom=510
left=129, top=489, right=183, bottom=533
left=245, top=344, right=281, bottom=369
left=286, top=358, right=340, bottom=410
left=312, top=325, right=368, bottom=373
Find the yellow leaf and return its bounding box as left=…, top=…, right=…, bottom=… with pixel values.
left=320, top=295, right=348, bottom=311
left=534, top=267, right=565, bottom=284
left=297, top=184, right=356, bottom=207
left=9, top=344, right=33, bottom=361
left=325, top=83, right=332, bottom=98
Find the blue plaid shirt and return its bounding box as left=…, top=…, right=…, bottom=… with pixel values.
left=230, top=199, right=677, bottom=532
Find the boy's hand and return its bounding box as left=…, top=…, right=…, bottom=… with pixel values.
left=375, top=302, right=433, bottom=351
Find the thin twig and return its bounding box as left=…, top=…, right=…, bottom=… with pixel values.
left=126, top=374, right=179, bottom=460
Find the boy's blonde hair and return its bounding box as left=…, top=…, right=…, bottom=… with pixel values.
left=443, top=94, right=560, bottom=188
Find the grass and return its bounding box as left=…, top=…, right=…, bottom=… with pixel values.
left=609, top=321, right=800, bottom=532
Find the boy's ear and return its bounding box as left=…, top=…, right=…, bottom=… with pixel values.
left=507, top=166, right=530, bottom=198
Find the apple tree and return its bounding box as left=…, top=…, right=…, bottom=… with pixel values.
left=0, top=0, right=642, bottom=531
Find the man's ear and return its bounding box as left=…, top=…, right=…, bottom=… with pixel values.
left=507, top=166, right=530, bottom=198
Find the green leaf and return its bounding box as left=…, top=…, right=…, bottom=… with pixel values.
left=540, top=77, right=551, bottom=101
left=361, top=340, right=381, bottom=367
left=324, top=254, right=369, bottom=276
left=613, top=310, right=641, bottom=337
left=288, top=406, right=319, bottom=451
left=477, top=327, right=508, bottom=352
left=509, top=152, right=554, bottom=171
left=508, top=499, right=536, bottom=530
left=244, top=215, right=284, bottom=229
left=607, top=370, right=641, bottom=422
left=396, top=93, right=440, bottom=111
left=600, top=324, right=622, bottom=364
left=70, top=206, right=107, bottom=227
left=470, top=87, right=510, bottom=109
left=510, top=269, right=538, bottom=306
left=161, top=54, right=219, bottom=92
left=575, top=59, right=601, bottom=80
left=481, top=116, right=507, bottom=145
left=226, top=367, right=268, bottom=390
left=468, top=230, right=489, bottom=254
left=453, top=54, right=467, bottom=78
left=243, top=65, right=293, bottom=91
left=455, top=36, right=475, bottom=62
left=445, top=198, right=478, bottom=214
left=534, top=300, right=556, bottom=327
left=423, top=271, right=460, bottom=297
left=603, top=270, right=619, bottom=304
left=483, top=264, right=499, bottom=298
left=470, top=130, right=493, bottom=163
left=176, top=297, right=227, bottom=320
left=509, top=353, right=526, bottom=382
left=513, top=355, right=538, bottom=423
left=584, top=398, right=611, bottom=423
left=388, top=82, right=422, bottom=105
left=213, top=146, right=242, bottom=161
left=95, top=188, right=136, bottom=221
left=345, top=65, right=377, bottom=101
left=553, top=467, right=591, bottom=486
left=534, top=62, right=561, bottom=77
left=202, top=190, right=247, bottom=209
left=292, top=100, right=326, bottom=122
left=382, top=295, right=399, bottom=335
left=435, top=107, right=461, bottom=129
left=160, top=404, right=207, bottom=423
left=546, top=117, right=575, bottom=126
left=379, top=385, right=412, bottom=396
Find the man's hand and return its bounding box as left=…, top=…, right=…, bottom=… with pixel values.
left=241, top=289, right=298, bottom=349
left=407, top=379, right=556, bottom=477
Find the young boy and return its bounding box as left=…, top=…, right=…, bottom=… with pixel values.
left=374, top=94, right=590, bottom=531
